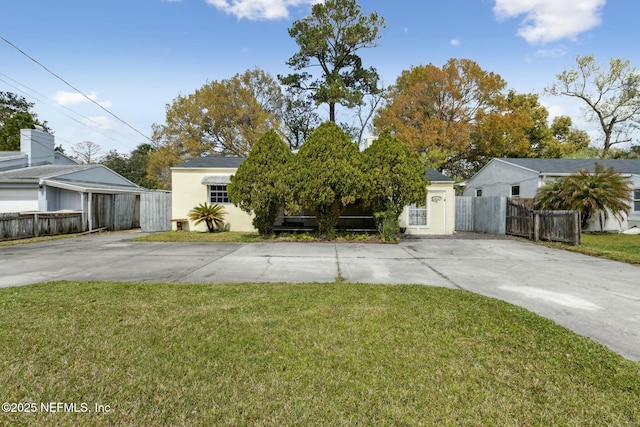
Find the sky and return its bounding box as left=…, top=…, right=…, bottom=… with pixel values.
left=1, top=0, right=639, bottom=155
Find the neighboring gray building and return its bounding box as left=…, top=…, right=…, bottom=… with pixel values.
left=463, top=158, right=640, bottom=231
left=0, top=127, right=146, bottom=230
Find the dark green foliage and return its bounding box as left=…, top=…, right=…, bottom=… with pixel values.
left=100, top=144, right=156, bottom=188
left=227, top=130, right=294, bottom=235
left=280, top=0, right=385, bottom=123
left=188, top=202, right=227, bottom=232
left=363, top=131, right=428, bottom=239
left=0, top=92, right=49, bottom=151
left=535, top=164, right=632, bottom=230
left=294, top=122, right=364, bottom=235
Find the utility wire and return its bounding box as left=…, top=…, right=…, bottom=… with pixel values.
left=0, top=35, right=154, bottom=144
left=0, top=73, right=139, bottom=150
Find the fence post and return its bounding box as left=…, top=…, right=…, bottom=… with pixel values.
left=33, top=212, right=39, bottom=238
left=573, top=211, right=581, bottom=246
left=533, top=211, right=539, bottom=241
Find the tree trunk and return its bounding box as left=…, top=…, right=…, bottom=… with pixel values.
left=329, top=103, right=336, bottom=123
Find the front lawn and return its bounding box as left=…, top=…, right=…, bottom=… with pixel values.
left=547, top=233, right=640, bottom=265
left=0, top=281, right=638, bottom=426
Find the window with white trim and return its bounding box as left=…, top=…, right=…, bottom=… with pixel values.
left=408, top=204, right=428, bottom=226
left=209, top=184, right=230, bottom=204
left=511, top=185, right=520, bottom=197
left=634, top=189, right=640, bottom=212
left=476, top=189, right=482, bottom=197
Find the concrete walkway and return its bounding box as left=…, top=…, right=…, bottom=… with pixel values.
left=0, top=231, right=638, bottom=361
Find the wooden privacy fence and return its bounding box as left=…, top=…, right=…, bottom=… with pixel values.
left=90, top=193, right=140, bottom=231
left=0, top=212, right=83, bottom=241
left=140, top=191, right=172, bottom=232
left=455, top=196, right=506, bottom=235
left=506, top=198, right=581, bottom=245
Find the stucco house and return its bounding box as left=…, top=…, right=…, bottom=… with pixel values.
left=463, top=158, right=640, bottom=231
left=0, top=127, right=146, bottom=230
left=171, top=156, right=455, bottom=235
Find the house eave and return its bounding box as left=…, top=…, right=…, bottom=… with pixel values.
left=41, top=179, right=146, bottom=194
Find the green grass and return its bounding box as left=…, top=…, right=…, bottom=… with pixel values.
left=0, top=282, right=638, bottom=426
left=544, top=233, right=640, bottom=265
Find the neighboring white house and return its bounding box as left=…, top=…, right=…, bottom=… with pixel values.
left=0, top=127, right=146, bottom=230
left=171, top=156, right=456, bottom=235
left=463, top=158, right=640, bottom=231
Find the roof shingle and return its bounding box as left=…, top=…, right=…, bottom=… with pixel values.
left=499, top=158, right=640, bottom=175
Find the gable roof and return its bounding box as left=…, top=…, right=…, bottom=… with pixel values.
left=0, top=164, right=142, bottom=193
left=497, top=158, right=640, bottom=175
left=0, top=164, right=97, bottom=180
left=426, top=168, right=454, bottom=182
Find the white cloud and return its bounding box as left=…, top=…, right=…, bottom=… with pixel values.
left=493, top=0, right=606, bottom=44
left=53, top=90, right=112, bottom=108
left=534, top=46, right=566, bottom=58
left=81, top=116, right=115, bottom=130
left=206, top=0, right=320, bottom=20
left=450, top=37, right=461, bottom=47
left=53, top=91, right=96, bottom=106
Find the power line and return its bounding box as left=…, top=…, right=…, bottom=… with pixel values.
left=0, top=34, right=154, bottom=144
left=0, top=73, right=139, bottom=150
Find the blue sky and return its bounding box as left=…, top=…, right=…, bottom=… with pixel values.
left=1, top=0, right=638, bottom=155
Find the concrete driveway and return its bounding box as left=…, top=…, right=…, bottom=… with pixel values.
left=0, top=231, right=638, bottom=361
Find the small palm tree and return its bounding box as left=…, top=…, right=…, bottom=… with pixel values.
left=188, top=202, right=227, bottom=232
left=535, top=164, right=632, bottom=230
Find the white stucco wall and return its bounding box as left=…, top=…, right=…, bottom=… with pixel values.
left=463, top=160, right=539, bottom=198
left=399, top=181, right=455, bottom=235
left=173, top=167, right=455, bottom=235
left=171, top=168, right=255, bottom=232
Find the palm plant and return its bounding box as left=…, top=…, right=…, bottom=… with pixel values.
left=535, top=164, right=632, bottom=230
left=188, top=202, right=227, bottom=232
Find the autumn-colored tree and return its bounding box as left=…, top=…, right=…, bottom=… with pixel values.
left=280, top=0, right=385, bottom=123
left=362, top=131, right=427, bottom=240
left=375, top=60, right=590, bottom=179
left=227, top=130, right=294, bottom=235
left=470, top=92, right=539, bottom=171
left=294, top=122, right=364, bottom=235
left=546, top=116, right=590, bottom=158
left=373, top=59, right=507, bottom=177
left=149, top=68, right=284, bottom=188
left=546, top=55, right=640, bottom=155
left=470, top=92, right=589, bottom=173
